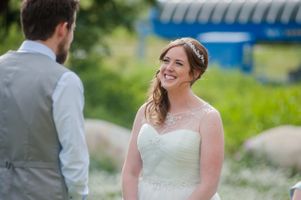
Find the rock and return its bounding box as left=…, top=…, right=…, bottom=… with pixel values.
left=85, top=119, right=131, bottom=170
left=244, top=125, right=301, bottom=170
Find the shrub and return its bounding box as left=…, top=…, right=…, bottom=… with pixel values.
left=72, top=50, right=301, bottom=154
left=194, top=67, right=301, bottom=153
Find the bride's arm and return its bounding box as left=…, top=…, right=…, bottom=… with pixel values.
left=121, top=105, right=145, bottom=200
left=187, top=109, right=224, bottom=200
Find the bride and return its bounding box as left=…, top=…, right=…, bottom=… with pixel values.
left=121, top=37, right=224, bottom=200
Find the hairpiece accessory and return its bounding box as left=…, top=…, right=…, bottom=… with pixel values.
left=186, top=42, right=204, bottom=64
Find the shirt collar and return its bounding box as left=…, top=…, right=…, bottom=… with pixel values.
left=18, top=40, right=56, bottom=61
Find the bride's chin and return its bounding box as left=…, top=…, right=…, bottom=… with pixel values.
left=161, top=83, right=174, bottom=90
left=160, top=79, right=178, bottom=89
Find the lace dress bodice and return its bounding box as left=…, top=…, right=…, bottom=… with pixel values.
left=137, top=103, right=221, bottom=200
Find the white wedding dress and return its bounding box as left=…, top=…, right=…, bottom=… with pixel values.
left=137, top=103, right=221, bottom=200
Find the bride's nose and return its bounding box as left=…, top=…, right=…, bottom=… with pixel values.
left=165, top=62, right=174, bottom=71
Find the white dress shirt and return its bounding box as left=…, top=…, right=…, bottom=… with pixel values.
left=18, top=40, right=89, bottom=200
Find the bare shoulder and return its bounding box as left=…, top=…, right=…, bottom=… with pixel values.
left=136, top=103, right=147, bottom=120
left=204, top=104, right=222, bottom=122
left=132, top=103, right=148, bottom=132
left=199, top=103, right=224, bottom=136
left=196, top=102, right=221, bottom=121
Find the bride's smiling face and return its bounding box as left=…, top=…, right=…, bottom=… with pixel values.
left=158, top=46, right=193, bottom=91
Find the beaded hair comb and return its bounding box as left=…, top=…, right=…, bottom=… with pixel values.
left=186, top=42, right=205, bottom=64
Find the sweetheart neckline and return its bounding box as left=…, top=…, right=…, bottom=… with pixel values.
left=141, top=123, right=201, bottom=138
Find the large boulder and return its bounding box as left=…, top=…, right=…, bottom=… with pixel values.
left=85, top=119, right=131, bottom=170
left=244, top=125, right=301, bottom=170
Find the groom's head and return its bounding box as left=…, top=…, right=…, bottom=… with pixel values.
left=21, top=0, right=79, bottom=64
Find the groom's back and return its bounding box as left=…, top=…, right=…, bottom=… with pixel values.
left=0, top=51, right=69, bottom=200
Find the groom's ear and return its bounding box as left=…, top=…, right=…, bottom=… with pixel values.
left=54, top=22, right=69, bottom=40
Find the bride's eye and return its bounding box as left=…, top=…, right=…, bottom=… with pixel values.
left=162, top=58, right=169, bottom=64
left=176, top=61, right=183, bottom=66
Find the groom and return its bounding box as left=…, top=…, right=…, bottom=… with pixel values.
left=0, top=0, right=89, bottom=199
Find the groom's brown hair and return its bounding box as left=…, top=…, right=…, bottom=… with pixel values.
left=21, top=0, right=79, bottom=41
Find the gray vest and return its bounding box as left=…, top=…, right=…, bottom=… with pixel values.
left=0, top=51, right=69, bottom=200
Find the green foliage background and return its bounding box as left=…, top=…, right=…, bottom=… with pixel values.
left=79, top=29, right=301, bottom=154
left=1, top=1, right=301, bottom=198
left=1, top=0, right=301, bottom=155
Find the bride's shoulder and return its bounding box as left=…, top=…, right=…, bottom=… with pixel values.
left=203, top=102, right=218, bottom=114
left=194, top=100, right=221, bottom=122
left=194, top=98, right=217, bottom=114
left=201, top=103, right=223, bottom=127
left=134, top=102, right=150, bottom=114
left=134, top=103, right=149, bottom=125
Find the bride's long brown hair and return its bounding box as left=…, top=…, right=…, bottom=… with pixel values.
left=145, top=38, right=209, bottom=125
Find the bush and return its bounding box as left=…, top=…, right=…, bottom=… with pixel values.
left=70, top=30, right=301, bottom=154
left=193, top=67, right=301, bottom=153
left=70, top=54, right=147, bottom=128
left=75, top=59, right=301, bottom=154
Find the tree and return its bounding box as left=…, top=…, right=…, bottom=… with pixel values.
left=0, top=0, right=155, bottom=57
left=71, top=0, right=155, bottom=71
left=0, top=0, right=156, bottom=126
left=0, top=0, right=18, bottom=33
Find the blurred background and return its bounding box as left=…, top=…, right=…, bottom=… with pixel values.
left=1, top=0, right=301, bottom=199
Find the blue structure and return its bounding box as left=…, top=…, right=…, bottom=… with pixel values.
left=198, top=32, right=254, bottom=72
left=149, top=0, right=301, bottom=73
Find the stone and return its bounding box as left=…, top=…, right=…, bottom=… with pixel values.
left=244, top=125, right=301, bottom=170
left=85, top=119, right=130, bottom=170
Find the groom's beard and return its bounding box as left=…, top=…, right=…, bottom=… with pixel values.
left=56, top=38, right=68, bottom=64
